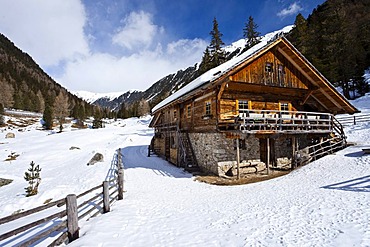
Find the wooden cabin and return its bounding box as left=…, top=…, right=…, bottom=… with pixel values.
left=149, top=36, right=358, bottom=177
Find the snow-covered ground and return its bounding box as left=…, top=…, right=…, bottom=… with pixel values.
left=0, top=96, right=369, bottom=246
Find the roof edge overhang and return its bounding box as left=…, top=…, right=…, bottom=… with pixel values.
left=279, top=37, right=359, bottom=114
left=151, top=38, right=283, bottom=114
left=152, top=36, right=359, bottom=115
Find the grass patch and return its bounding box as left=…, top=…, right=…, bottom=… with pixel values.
left=0, top=178, right=13, bottom=187
left=4, top=152, right=19, bottom=161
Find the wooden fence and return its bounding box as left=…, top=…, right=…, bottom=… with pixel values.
left=335, top=113, right=370, bottom=127
left=0, top=149, right=124, bottom=246
left=295, top=137, right=346, bottom=166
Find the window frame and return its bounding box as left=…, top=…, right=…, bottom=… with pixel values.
left=279, top=102, right=290, bottom=112
left=265, top=62, right=273, bottom=73
left=205, top=101, right=211, bottom=116
left=186, top=104, right=191, bottom=118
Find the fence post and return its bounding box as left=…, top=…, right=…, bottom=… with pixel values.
left=103, top=181, right=110, bottom=213
left=118, top=169, right=124, bottom=200
left=118, top=148, right=122, bottom=169
left=353, top=116, right=356, bottom=125
left=66, top=194, right=79, bottom=242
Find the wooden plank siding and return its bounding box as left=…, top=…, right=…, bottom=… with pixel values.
left=230, top=50, right=309, bottom=90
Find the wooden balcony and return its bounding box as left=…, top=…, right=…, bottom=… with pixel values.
left=219, top=109, right=335, bottom=134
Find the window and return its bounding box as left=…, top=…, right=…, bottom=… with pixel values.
left=187, top=105, right=191, bottom=118
left=205, top=101, right=211, bottom=116
left=265, top=62, right=273, bottom=73
left=238, top=100, right=249, bottom=111
left=173, top=110, right=177, bottom=120
left=280, top=102, right=289, bottom=112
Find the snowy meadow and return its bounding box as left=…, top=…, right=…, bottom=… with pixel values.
left=0, top=95, right=370, bottom=246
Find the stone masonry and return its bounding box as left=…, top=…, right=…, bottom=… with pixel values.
left=189, top=133, right=260, bottom=176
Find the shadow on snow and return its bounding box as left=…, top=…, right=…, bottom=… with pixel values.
left=321, top=175, right=370, bottom=192
left=118, top=145, right=192, bottom=179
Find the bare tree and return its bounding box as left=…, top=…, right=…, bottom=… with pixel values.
left=0, top=79, right=14, bottom=107
left=36, top=90, right=45, bottom=113
left=138, top=99, right=150, bottom=116
left=53, top=91, right=70, bottom=132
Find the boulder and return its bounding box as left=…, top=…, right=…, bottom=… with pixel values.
left=87, top=153, right=104, bottom=166
left=5, top=132, right=15, bottom=139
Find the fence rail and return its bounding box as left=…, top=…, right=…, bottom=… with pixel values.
left=220, top=109, right=334, bottom=133
left=0, top=148, right=124, bottom=246
left=295, top=137, right=346, bottom=166
left=335, top=113, right=370, bottom=126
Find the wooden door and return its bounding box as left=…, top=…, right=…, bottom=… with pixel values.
left=260, top=138, right=277, bottom=167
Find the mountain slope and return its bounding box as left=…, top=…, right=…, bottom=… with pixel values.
left=0, top=33, right=93, bottom=116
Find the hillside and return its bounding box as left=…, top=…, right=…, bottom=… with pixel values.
left=0, top=33, right=94, bottom=117
left=287, top=0, right=370, bottom=98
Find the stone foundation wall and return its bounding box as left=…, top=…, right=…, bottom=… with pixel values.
left=275, top=137, right=293, bottom=160
left=189, top=133, right=260, bottom=175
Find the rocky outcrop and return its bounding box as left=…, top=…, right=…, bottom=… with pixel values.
left=87, top=153, right=104, bottom=166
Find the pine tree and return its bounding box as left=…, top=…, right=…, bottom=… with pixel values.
left=42, top=104, right=53, bottom=130
left=199, top=46, right=213, bottom=75
left=289, top=14, right=308, bottom=54
left=243, top=16, right=260, bottom=48
left=24, top=161, right=41, bottom=197
left=92, top=107, right=103, bottom=128
left=209, top=17, right=225, bottom=67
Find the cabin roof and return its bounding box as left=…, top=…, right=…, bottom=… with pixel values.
left=151, top=27, right=358, bottom=115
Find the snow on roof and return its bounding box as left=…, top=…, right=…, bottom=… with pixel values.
left=152, top=25, right=294, bottom=113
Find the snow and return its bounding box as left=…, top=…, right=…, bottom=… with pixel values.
left=152, top=25, right=294, bottom=113
left=73, top=90, right=125, bottom=103
left=0, top=95, right=369, bottom=246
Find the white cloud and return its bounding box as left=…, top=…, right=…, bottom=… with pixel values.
left=58, top=39, right=207, bottom=93
left=112, top=11, right=163, bottom=51
left=277, top=2, right=303, bottom=18
left=0, top=0, right=89, bottom=66
left=0, top=2, right=206, bottom=94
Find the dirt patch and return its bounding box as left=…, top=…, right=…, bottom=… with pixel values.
left=195, top=169, right=290, bottom=186
left=6, top=118, right=39, bottom=128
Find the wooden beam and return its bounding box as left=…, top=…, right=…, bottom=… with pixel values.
left=301, top=90, right=314, bottom=105
left=277, top=47, right=343, bottom=110
left=266, top=138, right=270, bottom=175
left=194, top=91, right=214, bottom=102
left=217, top=82, right=227, bottom=101
left=236, top=138, right=240, bottom=180
left=292, top=137, right=296, bottom=169
left=311, top=94, right=330, bottom=111
left=227, top=80, right=309, bottom=97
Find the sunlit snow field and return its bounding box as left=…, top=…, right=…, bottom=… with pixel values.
left=0, top=95, right=370, bottom=246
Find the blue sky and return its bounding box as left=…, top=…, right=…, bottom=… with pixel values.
left=0, top=0, right=325, bottom=93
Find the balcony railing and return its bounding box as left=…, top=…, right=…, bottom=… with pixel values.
left=220, top=109, right=333, bottom=133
